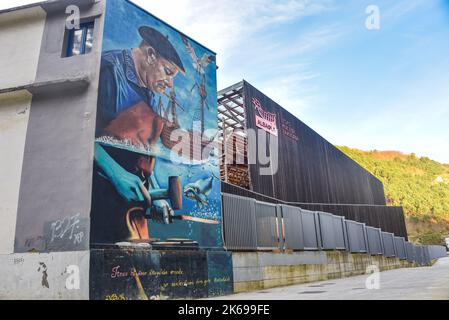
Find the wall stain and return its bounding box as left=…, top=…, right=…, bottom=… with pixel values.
left=17, top=108, right=28, bottom=115
left=37, top=262, right=49, bottom=289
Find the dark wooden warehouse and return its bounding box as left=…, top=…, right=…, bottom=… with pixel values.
left=217, top=80, right=408, bottom=239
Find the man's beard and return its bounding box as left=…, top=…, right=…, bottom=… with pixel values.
left=153, top=81, right=167, bottom=93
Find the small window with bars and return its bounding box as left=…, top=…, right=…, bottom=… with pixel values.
left=65, top=22, right=94, bottom=57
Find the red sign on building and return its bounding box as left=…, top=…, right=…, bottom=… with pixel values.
left=252, top=97, right=278, bottom=136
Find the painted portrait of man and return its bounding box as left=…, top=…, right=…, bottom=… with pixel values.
left=87, top=1, right=229, bottom=300
left=91, top=0, right=222, bottom=249
left=91, top=26, right=186, bottom=244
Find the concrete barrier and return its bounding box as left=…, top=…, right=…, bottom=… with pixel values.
left=232, top=251, right=412, bottom=293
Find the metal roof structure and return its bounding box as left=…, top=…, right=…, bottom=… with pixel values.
left=217, top=82, right=249, bottom=184
left=217, top=81, right=246, bottom=141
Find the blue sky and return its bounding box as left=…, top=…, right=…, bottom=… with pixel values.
left=3, top=0, right=449, bottom=163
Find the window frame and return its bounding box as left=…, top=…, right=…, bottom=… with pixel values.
left=66, top=21, right=95, bottom=57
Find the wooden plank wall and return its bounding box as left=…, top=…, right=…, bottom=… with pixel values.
left=243, top=81, right=386, bottom=206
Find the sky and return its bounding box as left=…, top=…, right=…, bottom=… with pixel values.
left=2, top=0, right=449, bottom=163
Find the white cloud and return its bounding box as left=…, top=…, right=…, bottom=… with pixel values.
left=137, top=0, right=337, bottom=113
left=136, top=1, right=333, bottom=64
left=2, top=0, right=335, bottom=112
left=227, top=23, right=343, bottom=113
left=382, top=0, right=429, bottom=27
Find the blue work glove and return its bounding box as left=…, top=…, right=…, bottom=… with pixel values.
left=94, top=143, right=145, bottom=203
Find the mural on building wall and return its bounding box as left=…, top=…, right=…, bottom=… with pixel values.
left=91, top=0, right=222, bottom=248
left=90, top=249, right=233, bottom=300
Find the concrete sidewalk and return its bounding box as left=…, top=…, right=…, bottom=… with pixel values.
left=210, top=257, right=449, bottom=300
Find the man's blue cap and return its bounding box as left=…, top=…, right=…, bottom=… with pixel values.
left=139, top=26, right=185, bottom=73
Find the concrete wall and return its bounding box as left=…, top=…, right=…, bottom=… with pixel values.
left=0, top=0, right=105, bottom=300
left=0, top=7, right=46, bottom=89
left=0, top=251, right=89, bottom=300
left=90, top=249, right=233, bottom=300
left=0, top=5, right=46, bottom=255
left=35, top=2, right=103, bottom=84
left=233, top=251, right=414, bottom=293
left=14, top=1, right=105, bottom=253
left=0, top=91, right=33, bottom=254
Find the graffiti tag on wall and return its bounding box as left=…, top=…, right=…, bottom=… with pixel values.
left=43, top=213, right=88, bottom=251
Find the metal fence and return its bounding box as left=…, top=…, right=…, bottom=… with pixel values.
left=318, top=211, right=336, bottom=250
left=316, top=212, right=347, bottom=251
left=423, top=246, right=431, bottom=265
left=366, top=226, right=383, bottom=256
left=428, top=245, right=447, bottom=261
left=415, top=246, right=426, bottom=266
left=254, top=201, right=281, bottom=250
left=301, top=210, right=322, bottom=250
left=381, top=232, right=396, bottom=258
left=406, top=242, right=415, bottom=263
left=332, top=215, right=347, bottom=250
left=394, top=236, right=407, bottom=260
left=345, top=220, right=368, bottom=253
left=222, top=193, right=258, bottom=251
left=221, top=193, right=447, bottom=266
left=279, top=205, right=304, bottom=251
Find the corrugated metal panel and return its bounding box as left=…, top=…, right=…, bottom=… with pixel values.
left=346, top=220, right=367, bottom=253
left=438, top=246, right=445, bottom=259
left=415, top=246, right=425, bottom=266
left=428, top=246, right=435, bottom=260
left=255, top=201, right=280, bottom=250
left=394, top=237, right=407, bottom=260
left=221, top=183, right=408, bottom=239
left=381, top=232, right=396, bottom=258
left=300, top=203, right=408, bottom=240
left=318, top=212, right=337, bottom=250
left=222, top=192, right=446, bottom=261
left=332, top=215, right=347, bottom=250
left=279, top=205, right=304, bottom=251
left=366, top=227, right=383, bottom=255
left=423, top=246, right=432, bottom=266
left=406, top=242, right=415, bottom=263
left=301, top=210, right=320, bottom=250
left=415, top=246, right=422, bottom=265
left=428, top=245, right=447, bottom=260
left=221, top=193, right=257, bottom=251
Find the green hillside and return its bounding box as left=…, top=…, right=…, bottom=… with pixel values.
left=338, top=146, right=449, bottom=245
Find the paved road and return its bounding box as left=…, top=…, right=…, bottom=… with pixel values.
left=212, top=258, right=449, bottom=300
